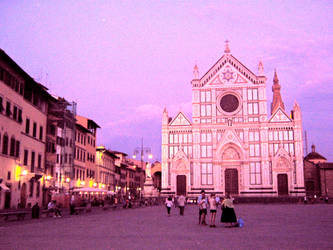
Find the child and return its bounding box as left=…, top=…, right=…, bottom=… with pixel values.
left=165, top=196, right=173, bottom=216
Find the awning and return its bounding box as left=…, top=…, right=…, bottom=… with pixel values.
left=0, top=183, right=10, bottom=191
left=72, top=187, right=108, bottom=193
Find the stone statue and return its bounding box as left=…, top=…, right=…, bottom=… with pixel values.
left=145, top=163, right=152, bottom=178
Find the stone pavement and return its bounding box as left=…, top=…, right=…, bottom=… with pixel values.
left=0, top=204, right=332, bottom=249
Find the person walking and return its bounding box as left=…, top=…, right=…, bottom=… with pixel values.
left=198, top=190, right=208, bottom=225
left=70, top=193, right=77, bottom=215
left=208, top=193, right=217, bottom=227
left=221, top=194, right=238, bottom=227
left=177, top=194, right=186, bottom=216
left=165, top=196, right=173, bottom=216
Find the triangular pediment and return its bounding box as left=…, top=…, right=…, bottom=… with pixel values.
left=216, top=129, right=245, bottom=158
left=274, top=145, right=291, bottom=159
left=169, top=112, right=191, bottom=126
left=269, top=108, right=292, bottom=123
left=200, top=54, right=261, bottom=87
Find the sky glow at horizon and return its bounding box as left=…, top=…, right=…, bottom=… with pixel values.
left=1, top=1, right=333, bottom=161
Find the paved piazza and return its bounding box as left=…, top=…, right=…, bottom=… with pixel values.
left=0, top=204, right=332, bottom=249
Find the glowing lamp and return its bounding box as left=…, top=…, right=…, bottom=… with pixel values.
left=132, top=155, right=136, bottom=159
left=22, top=170, right=28, bottom=176
left=93, top=183, right=97, bottom=187
left=46, top=175, right=52, bottom=180
left=66, top=178, right=70, bottom=183
left=148, top=154, right=153, bottom=159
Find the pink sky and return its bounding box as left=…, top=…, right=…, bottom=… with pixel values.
left=1, top=1, right=333, bottom=161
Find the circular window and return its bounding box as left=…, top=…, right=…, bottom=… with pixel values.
left=220, top=94, right=239, bottom=113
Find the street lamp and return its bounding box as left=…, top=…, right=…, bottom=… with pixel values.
left=133, top=138, right=153, bottom=166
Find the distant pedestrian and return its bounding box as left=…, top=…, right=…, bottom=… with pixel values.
left=32, top=202, right=40, bottom=219
left=174, top=195, right=178, bottom=208
left=178, top=194, right=186, bottom=216
left=198, top=190, right=208, bottom=225
left=208, top=193, right=217, bottom=227
left=165, top=196, right=173, bottom=216
left=221, top=194, right=238, bottom=227
left=70, top=193, right=77, bottom=215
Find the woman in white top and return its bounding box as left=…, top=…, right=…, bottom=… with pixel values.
left=165, top=196, right=173, bottom=216
left=208, top=193, right=217, bottom=227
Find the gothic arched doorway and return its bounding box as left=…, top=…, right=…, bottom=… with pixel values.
left=277, top=174, right=288, bottom=195
left=20, top=183, right=27, bottom=208
left=176, top=175, right=186, bottom=195
left=225, top=169, right=238, bottom=195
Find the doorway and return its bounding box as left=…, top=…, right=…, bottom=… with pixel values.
left=4, top=189, right=11, bottom=209
left=225, top=169, right=239, bottom=195
left=277, top=174, right=288, bottom=195
left=176, top=175, right=186, bottom=195
left=20, top=183, right=27, bottom=208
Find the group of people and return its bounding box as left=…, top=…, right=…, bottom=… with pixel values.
left=165, top=190, right=239, bottom=228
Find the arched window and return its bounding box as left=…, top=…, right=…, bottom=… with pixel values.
left=2, top=133, right=8, bottom=155
left=10, top=136, right=16, bottom=156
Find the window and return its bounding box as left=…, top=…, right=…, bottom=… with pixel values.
left=248, top=103, right=259, bottom=115
left=249, top=144, right=261, bottom=157
left=200, top=104, right=211, bottom=117
left=7, top=171, right=11, bottom=180
left=13, top=106, right=17, bottom=120
left=31, top=151, right=35, bottom=172
left=38, top=154, right=42, bottom=169
left=18, top=109, right=22, bottom=123
left=39, top=126, right=43, bottom=140
left=65, top=153, right=68, bottom=163
left=2, top=133, right=8, bottom=155
left=33, top=122, right=37, bottom=138
left=10, top=136, right=15, bottom=156
left=200, top=91, right=211, bottom=103
left=15, top=140, right=20, bottom=158
left=250, top=162, right=261, bottom=185
left=29, top=180, right=34, bottom=197
left=0, top=96, right=3, bottom=113
left=248, top=88, right=258, bottom=100
left=269, top=161, right=273, bottom=184
left=36, top=181, right=40, bottom=197
left=24, top=150, right=28, bottom=165
left=6, top=101, right=11, bottom=117
left=201, top=163, right=213, bottom=185
left=25, top=118, right=30, bottom=134
left=169, top=134, right=173, bottom=144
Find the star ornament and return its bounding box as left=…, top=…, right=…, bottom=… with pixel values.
left=221, top=69, right=234, bottom=82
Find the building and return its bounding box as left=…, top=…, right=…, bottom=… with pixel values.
left=304, top=145, right=333, bottom=198
left=0, top=49, right=51, bottom=209
left=161, top=42, right=305, bottom=197
left=44, top=96, right=76, bottom=202
left=73, top=116, right=100, bottom=189
left=96, top=146, right=119, bottom=192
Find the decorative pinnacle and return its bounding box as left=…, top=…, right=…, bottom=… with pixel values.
left=273, top=69, right=279, bottom=84
left=224, top=40, right=231, bottom=54
left=193, top=64, right=199, bottom=79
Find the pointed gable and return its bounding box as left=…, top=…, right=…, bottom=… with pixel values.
left=169, top=112, right=191, bottom=126
left=199, top=54, right=264, bottom=87
left=269, top=108, right=292, bottom=123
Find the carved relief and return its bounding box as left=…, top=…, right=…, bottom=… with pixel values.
left=222, top=147, right=240, bottom=160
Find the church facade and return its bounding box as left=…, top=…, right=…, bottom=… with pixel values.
left=161, top=43, right=305, bottom=197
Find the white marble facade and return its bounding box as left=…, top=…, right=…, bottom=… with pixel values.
left=161, top=44, right=305, bottom=197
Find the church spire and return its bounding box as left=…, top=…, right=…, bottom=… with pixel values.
left=271, top=69, right=285, bottom=115
left=224, top=40, right=231, bottom=54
